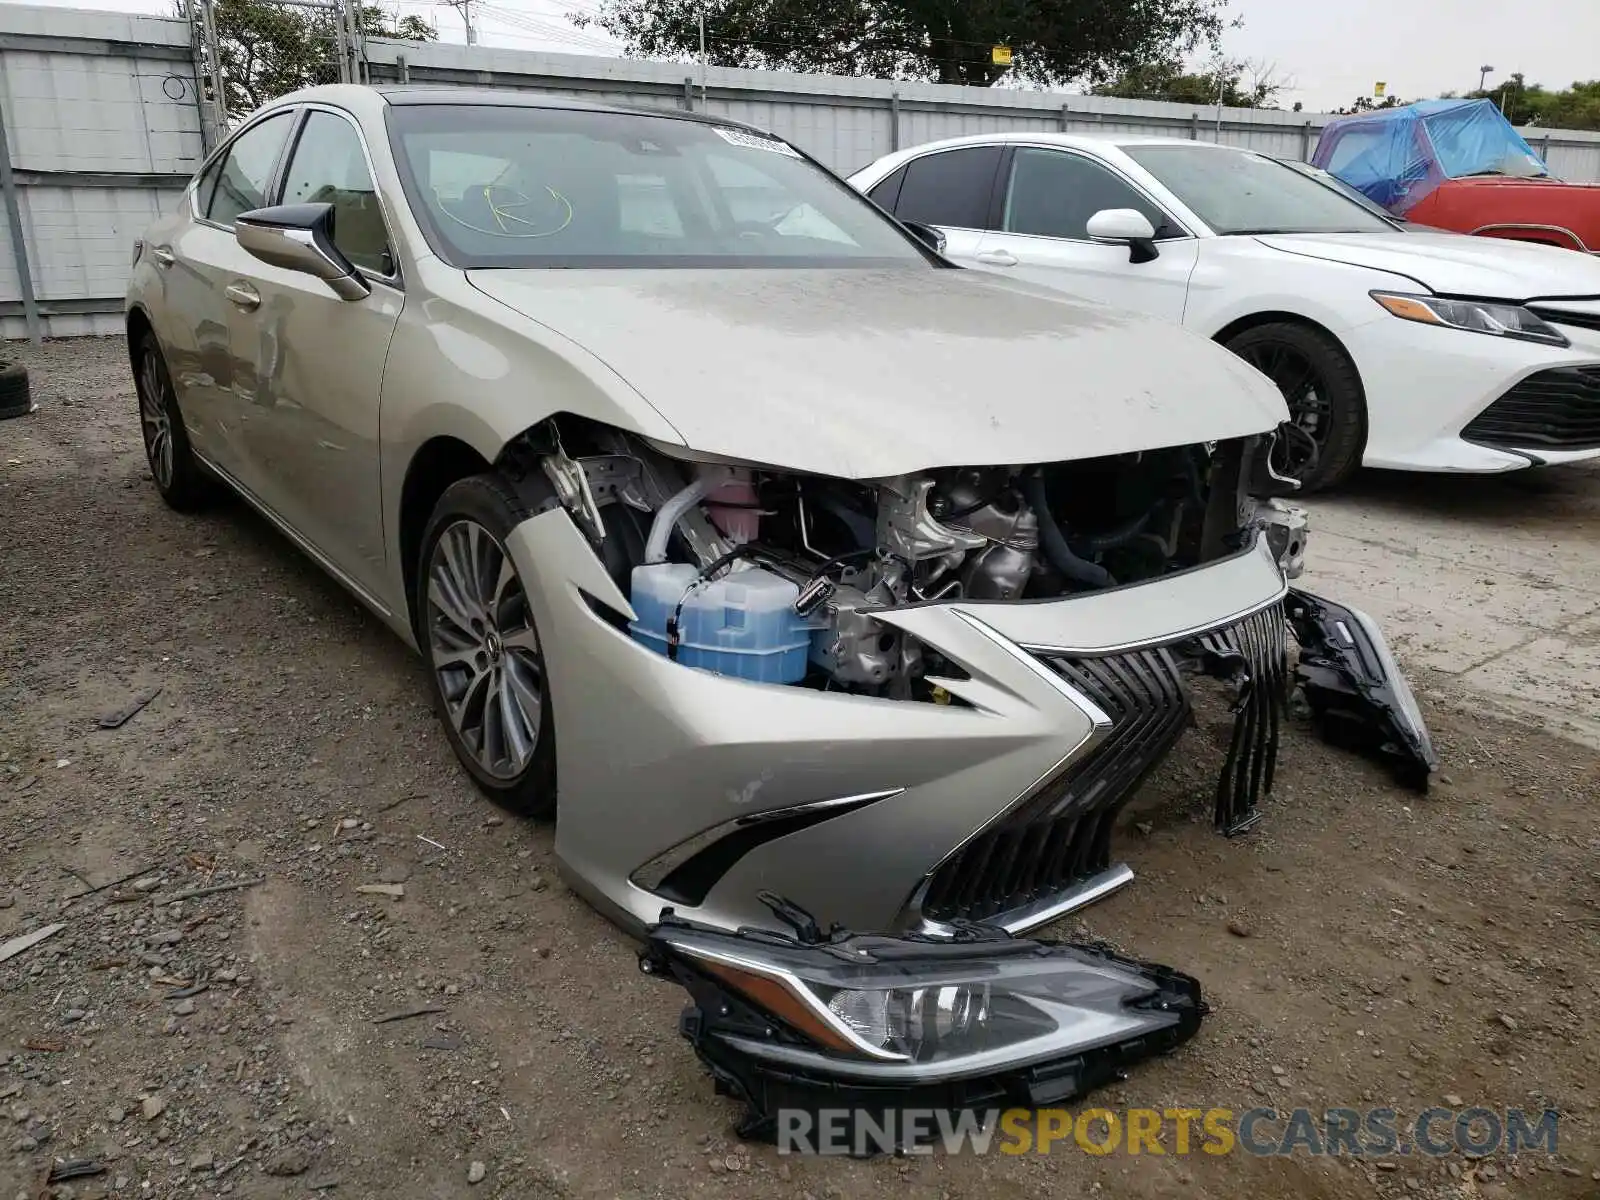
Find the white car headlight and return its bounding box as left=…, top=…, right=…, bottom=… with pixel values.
left=1371, top=291, right=1569, bottom=347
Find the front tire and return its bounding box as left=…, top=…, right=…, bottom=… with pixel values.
left=133, top=331, right=213, bottom=511
left=1226, top=322, right=1366, bottom=494
left=415, top=474, right=557, bottom=817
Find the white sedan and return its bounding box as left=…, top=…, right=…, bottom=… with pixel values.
left=849, top=134, right=1600, bottom=491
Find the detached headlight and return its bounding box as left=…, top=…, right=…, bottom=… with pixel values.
left=641, top=900, right=1205, bottom=1120
left=1371, top=291, right=1569, bottom=347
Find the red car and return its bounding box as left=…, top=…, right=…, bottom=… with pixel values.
left=1313, top=99, right=1600, bottom=254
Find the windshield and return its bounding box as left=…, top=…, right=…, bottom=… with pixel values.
left=1123, top=144, right=1397, bottom=236
left=1276, top=158, right=1406, bottom=224
left=387, top=104, right=928, bottom=269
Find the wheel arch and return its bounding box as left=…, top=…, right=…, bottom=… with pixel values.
left=398, top=435, right=495, bottom=636
left=1211, top=311, right=1369, bottom=410
left=125, top=305, right=154, bottom=374
left=1211, top=311, right=1371, bottom=488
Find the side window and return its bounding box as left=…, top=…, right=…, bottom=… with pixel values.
left=280, top=110, right=393, bottom=275
left=894, top=146, right=1004, bottom=229
left=1001, top=148, right=1175, bottom=241
left=866, top=164, right=907, bottom=212
left=206, top=112, right=295, bottom=227
left=193, top=156, right=224, bottom=219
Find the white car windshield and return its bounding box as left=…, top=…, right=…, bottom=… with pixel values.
left=387, top=103, right=930, bottom=268
left=1123, top=144, right=1399, bottom=236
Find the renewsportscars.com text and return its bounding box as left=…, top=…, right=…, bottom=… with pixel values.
left=776, top=1106, right=1560, bottom=1158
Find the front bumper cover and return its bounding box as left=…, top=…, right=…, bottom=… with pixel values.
left=640, top=901, right=1206, bottom=1148
left=506, top=507, right=1293, bottom=940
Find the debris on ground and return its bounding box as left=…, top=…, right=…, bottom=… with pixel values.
left=0, top=922, right=66, bottom=963
left=2, top=337, right=1598, bottom=1198
left=373, top=1005, right=447, bottom=1025
left=96, top=684, right=163, bottom=728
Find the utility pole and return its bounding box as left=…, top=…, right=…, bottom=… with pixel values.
left=1214, top=67, right=1224, bottom=140
left=444, top=0, right=476, bottom=46
left=698, top=6, right=707, bottom=105
left=1477, top=64, right=1493, bottom=93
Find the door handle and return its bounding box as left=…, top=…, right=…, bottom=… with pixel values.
left=975, top=248, right=1018, bottom=267
left=152, top=246, right=176, bottom=269
left=224, top=282, right=261, bottom=311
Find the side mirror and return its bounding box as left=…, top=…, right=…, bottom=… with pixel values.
left=902, top=220, right=948, bottom=256
left=235, top=203, right=370, bottom=301
left=1086, top=208, right=1160, bottom=264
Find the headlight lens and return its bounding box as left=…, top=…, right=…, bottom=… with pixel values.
left=673, top=935, right=1183, bottom=1071
left=1371, top=291, right=1569, bottom=347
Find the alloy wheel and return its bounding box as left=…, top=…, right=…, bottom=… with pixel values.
left=137, top=351, right=175, bottom=489
left=1238, top=340, right=1330, bottom=480
left=425, top=519, right=545, bottom=780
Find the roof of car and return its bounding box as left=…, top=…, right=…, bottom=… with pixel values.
left=275, top=83, right=769, bottom=135
left=374, top=85, right=630, bottom=110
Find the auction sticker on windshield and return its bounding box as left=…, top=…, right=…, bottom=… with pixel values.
left=714, top=127, right=802, bottom=157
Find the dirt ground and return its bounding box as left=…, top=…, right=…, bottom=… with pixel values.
left=2, top=337, right=1598, bottom=1200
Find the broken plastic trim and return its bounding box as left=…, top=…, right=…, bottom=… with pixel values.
left=1180, top=600, right=1289, bottom=836
left=1286, top=587, right=1438, bottom=791
left=639, top=896, right=1206, bottom=1148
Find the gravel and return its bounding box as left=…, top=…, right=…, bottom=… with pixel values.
left=2, top=337, right=1598, bottom=1198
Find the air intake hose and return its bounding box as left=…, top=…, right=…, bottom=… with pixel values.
left=1023, top=471, right=1114, bottom=590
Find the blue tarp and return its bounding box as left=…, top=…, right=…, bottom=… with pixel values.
left=1311, top=99, right=1548, bottom=214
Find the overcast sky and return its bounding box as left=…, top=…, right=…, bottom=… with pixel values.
left=1223, top=0, right=1600, bottom=110
left=19, top=0, right=1600, bottom=114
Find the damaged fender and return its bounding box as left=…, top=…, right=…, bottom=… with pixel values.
left=1286, top=588, right=1438, bottom=791
left=639, top=896, right=1206, bottom=1148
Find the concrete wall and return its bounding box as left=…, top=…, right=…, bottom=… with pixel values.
left=0, top=4, right=206, bottom=339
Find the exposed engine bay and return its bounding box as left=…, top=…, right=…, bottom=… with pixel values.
left=512, top=418, right=1303, bottom=702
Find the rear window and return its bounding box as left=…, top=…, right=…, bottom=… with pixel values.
left=892, top=146, right=1003, bottom=229
left=386, top=104, right=929, bottom=269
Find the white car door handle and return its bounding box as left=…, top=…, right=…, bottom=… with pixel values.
left=224, top=282, right=261, bottom=312
left=152, top=246, right=176, bottom=269
left=975, top=248, right=1018, bottom=267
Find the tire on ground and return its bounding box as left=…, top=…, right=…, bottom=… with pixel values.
left=133, top=332, right=214, bottom=511
left=0, top=360, right=32, bottom=419
left=414, top=472, right=558, bottom=818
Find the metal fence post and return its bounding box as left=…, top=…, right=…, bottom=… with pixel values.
left=198, top=0, right=228, bottom=135
left=0, top=84, right=42, bottom=346
left=343, top=0, right=365, bottom=84
left=332, top=12, right=349, bottom=84
left=889, top=91, right=900, bottom=151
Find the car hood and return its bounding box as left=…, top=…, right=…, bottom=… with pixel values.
left=467, top=268, right=1287, bottom=478
left=1255, top=230, right=1600, bottom=301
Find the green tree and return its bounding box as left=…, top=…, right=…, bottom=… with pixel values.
left=1335, top=94, right=1406, bottom=114
left=203, top=0, right=434, bottom=115
left=1093, top=57, right=1281, bottom=107
left=572, top=0, right=1231, bottom=88
left=1463, top=73, right=1600, bottom=131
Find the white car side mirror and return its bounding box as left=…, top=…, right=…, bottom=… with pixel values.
left=1086, top=208, right=1160, bottom=264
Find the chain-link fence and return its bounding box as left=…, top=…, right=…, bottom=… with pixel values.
left=192, top=0, right=361, bottom=142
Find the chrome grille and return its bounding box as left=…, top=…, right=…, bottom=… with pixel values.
left=918, top=601, right=1287, bottom=927
left=919, top=646, right=1189, bottom=925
